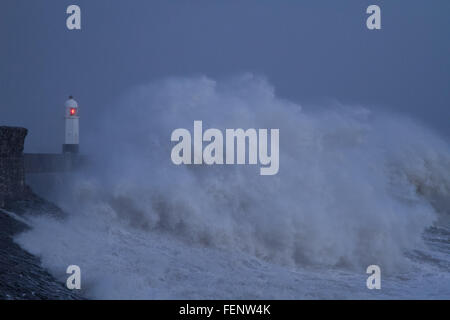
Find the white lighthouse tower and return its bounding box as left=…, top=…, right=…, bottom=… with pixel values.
left=63, top=96, right=79, bottom=154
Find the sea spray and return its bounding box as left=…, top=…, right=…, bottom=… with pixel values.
left=15, top=75, right=450, bottom=298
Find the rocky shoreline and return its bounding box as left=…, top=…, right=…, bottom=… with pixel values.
left=0, top=190, right=83, bottom=300
left=0, top=126, right=82, bottom=299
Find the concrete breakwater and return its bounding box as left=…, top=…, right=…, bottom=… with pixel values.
left=0, top=127, right=28, bottom=208
left=0, top=126, right=82, bottom=299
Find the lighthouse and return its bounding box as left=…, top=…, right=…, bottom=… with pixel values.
left=63, top=96, right=79, bottom=154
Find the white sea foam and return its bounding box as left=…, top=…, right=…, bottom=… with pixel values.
left=16, top=75, right=450, bottom=299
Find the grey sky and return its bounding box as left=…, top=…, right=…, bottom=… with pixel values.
left=1, top=0, right=449, bottom=153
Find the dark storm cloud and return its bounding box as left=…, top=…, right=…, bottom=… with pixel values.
left=1, top=0, right=449, bottom=152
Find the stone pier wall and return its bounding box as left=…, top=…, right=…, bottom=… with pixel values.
left=0, top=126, right=28, bottom=207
